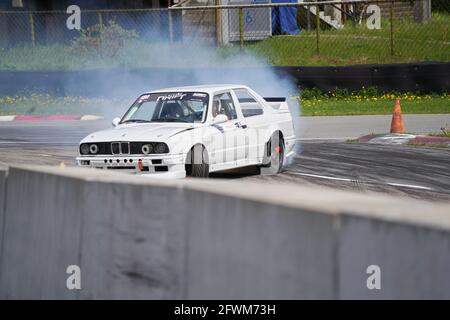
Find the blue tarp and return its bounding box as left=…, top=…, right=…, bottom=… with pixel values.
left=271, top=0, right=300, bottom=35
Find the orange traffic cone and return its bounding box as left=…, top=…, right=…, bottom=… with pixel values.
left=390, top=98, right=405, bottom=134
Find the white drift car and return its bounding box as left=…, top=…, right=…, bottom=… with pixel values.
left=77, top=85, right=296, bottom=178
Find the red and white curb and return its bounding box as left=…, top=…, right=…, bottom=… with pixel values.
left=358, top=133, right=450, bottom=146
left=0, top=115, right=103, bottom=121
left=366, top=133, right=417, bottom=145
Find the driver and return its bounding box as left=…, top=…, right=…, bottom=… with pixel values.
left=164, top=101, right=183, bottom=118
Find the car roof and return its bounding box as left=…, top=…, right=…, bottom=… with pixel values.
left=146, top=84, right=249, bottom=95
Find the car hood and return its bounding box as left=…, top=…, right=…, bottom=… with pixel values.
left=80, top=123, right=196, bottom=143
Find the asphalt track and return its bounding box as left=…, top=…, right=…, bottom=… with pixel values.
left=0, top=115, right=449, bottom=201
left=301, top=114, right=450, bottom=139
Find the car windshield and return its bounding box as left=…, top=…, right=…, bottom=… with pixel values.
left=121, top=92, right=209, bottom=124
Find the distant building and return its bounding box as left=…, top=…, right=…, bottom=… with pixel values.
left=0, top=0, right=435, bottom=48
left=0, top=0, right=169, bottom=11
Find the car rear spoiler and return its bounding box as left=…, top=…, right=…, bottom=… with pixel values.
left=263, top=97, right=289, bottom=111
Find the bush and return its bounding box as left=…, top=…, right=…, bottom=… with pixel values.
left=332, top=87, right=350, bottom=99
left=69, top=20, right=138, bottom=58
left=359, top=86, right=379, bottom=97
left=301, top=86, right=379, bottom=99
left=300, top=87, right=323, bottom=99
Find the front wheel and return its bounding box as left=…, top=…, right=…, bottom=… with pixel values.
left=261, top=133, right=285, bottom=175
left=185, top=145, right=209, bottom=178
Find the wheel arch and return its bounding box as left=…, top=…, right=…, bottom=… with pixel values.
left=265, top=129, right=285, bottom=150
left=185, top=143, right=210, bottom=177
left=264, top=123, right=284, bottom=144
left=184, top=143, right=209, bottom=164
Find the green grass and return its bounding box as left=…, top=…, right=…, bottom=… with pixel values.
left=300, top=91, right=450, bottom=116
left=0, top=41, right=265, bottom=70
left=242, top=13, right=450, bottom=66
left=1, top=90, right=448, bottom=117
left=428, top=128, right=450, bottom=137
left=0, top=93, right=127, bottom=116
left=0, top=14, right=448, bottom=70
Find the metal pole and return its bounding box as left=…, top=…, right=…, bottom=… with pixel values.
left=169, top=0, right=404, bottom=11
left=215, top=0, right=222, bottom=47
left=307, top=5, right=311, bottom=31
left=315, top=4, right=320, bottom=55
left=239, top=7, right=244, bottom=50
left=168, top=8, right=174, bottom=45
left=29, top=13, right=35, bottom=47
left=390, top=1, right=394, bottom=56
left=98, top=12, right=103, bottom=55
left=98, top=12, right=103, bottom=26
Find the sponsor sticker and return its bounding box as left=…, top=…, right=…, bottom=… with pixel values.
left=156, top=93, right=187, bottom=101
left=138, top=94, right=150, bottom=102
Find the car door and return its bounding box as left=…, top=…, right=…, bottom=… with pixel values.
left=209, top=91, right=248, bottom=170
left=232, top=88, right=266, bottom=164
left=229, top=91, right=250, bottom=165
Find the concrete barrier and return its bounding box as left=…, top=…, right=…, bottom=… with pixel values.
left=0, top=167, right=7, bottom=261
left=0, top=165, right=449, bottom=299
left=338, top=214, right=450, bottom=299
left=0, top=169, right=82, bottom=299
left=184, top=191, right=336, bottom=299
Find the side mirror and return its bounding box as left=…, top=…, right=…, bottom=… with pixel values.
left=212, top=114, right=228, bottom=124
left=112, top=117, right=121, bottom=127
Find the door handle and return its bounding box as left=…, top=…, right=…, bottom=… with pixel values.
left=241, top=124, right=247, bottom=129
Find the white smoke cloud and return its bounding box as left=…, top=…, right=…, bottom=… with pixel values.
left=60, top=10, right=303, bottom=158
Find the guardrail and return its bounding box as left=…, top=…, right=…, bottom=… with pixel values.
left=1, top=62, right=448, bottom=97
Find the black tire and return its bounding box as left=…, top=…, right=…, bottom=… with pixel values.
left=261, top=133, right=285, bottom=175
left=185, top=145, right=209, bottom=178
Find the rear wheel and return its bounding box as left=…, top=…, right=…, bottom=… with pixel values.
left=185, top=145, right=209, bottom=178
left=261, top=133, right=285, bottom=174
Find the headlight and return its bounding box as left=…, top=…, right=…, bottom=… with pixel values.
left=89, top=144, right=99, bottom=154
left=155, top=143, right=169, bottom=154
left=141, top=144, right=153, bottom=155
left=80, top=144, right=90, bottom=155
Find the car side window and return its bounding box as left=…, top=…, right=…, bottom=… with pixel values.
left=234, top=89, right=264, bottom=118
left=212, top=92, right=238, bottom=120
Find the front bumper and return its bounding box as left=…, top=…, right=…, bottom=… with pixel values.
left=76, top=153, right=186, bottom=179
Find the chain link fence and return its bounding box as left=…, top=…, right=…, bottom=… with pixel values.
left=0, top=0, right=448, bottom=70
